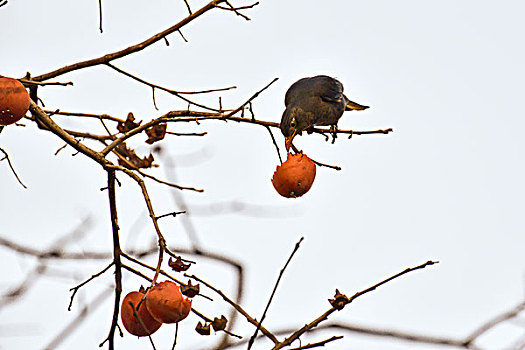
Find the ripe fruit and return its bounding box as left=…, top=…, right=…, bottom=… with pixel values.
left=146, top=281, right=192, bottom=324
left=271, top=153, right=316, bottom=198
left=0, top=77, right=30, bottom=126
left=121, top=291, right=162, bottom=337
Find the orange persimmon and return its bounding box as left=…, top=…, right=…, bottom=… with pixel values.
left=271, top=153, right=316, bottom=198
left=121, top=291, right=162, bottom=337
left=146, top=281, right=192, bottom=324
left=0, top=77, right=30, bottom=126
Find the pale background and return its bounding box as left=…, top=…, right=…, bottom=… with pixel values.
left=1, top=0, right=525, bottom=349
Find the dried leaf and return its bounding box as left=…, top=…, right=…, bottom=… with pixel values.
left=195, top=321, right=211, bottom=336
left=115, top=142, right=156, bottom=169
left=168, top=256, right=191, bottom=272
left=145, top=123, right=167, bottom=144
left=117, top=112, right=141, bottom=133
left=211, top=315, right=227, bottom=332
left=180, top=280, right=199, bottom=298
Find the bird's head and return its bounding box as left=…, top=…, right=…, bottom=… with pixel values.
left=280, top=107, right=307, bottom=152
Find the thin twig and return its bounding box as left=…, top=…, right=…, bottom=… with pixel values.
left=68, top=261, right=114, bottom=311
left=288, top=335, right=343, bottom=350
left=166, top=131, right=207, bottom=136
left=247, top=237, right=304, bottom=349
left=265, top=125, right=282, bottom=164
left=19, top=78, right=73, bottom=87
left=155, top=210, right=186, bottom=220
left=99, top=169, right=123, bottom=350
left=223, top=77, right=278, bottom=119
left=182, top=0, right=192, bottom=14
left=215, top=1, right=259, bottom=20
left=0, top=147, right=27, bottom=188
left=105, top=63, right=235, bottom=112
left=178, top=29, right=188, bottom=42
left=42, top=109, right=125, bottom=123
left=98, top=0, right=103, bottom=33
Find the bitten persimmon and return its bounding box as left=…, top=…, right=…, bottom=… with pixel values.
left=121, top=291, right=162, bottom=337
left=0, top=77, right=30, bottom=126
left=146, top=281, right=192, bottom=324
left=271, top=153, right=316, bottom=198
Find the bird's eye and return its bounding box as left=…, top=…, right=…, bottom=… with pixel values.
left=290, top=117, right=297, bottom=128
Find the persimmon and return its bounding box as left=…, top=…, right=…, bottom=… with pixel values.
left=0, top=77, right=30, bottom=126
left=121, top=291, right=162, bottom=337
left=146, top=281, right=192, bottom=324
left=271, top=152, right=316, bottom=198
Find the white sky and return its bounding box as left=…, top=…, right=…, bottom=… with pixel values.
left=1, top=0, right=525, bottom=349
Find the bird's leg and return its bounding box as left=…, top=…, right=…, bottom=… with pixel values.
left=330, top=125, right=338, bottom=144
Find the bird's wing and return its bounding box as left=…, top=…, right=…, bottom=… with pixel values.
left=285, top=75, right=344, bottom=106
left=284, top=77, right=310, bottom=106
left=316, top=76, right=345, bottom=104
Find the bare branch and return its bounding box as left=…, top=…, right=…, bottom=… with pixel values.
left=274, top=261, right=438, bottom=349
left=32, top=0, right=229, bottom=82
left=248, top=237, right=304, bottom=349
left=99, top=169, right=123, bottom=350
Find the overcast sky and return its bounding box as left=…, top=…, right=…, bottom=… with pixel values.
left=1, top=1, right=525, bottom=349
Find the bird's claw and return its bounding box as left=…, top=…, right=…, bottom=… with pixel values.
left=329, top=125, right=338, bottom=144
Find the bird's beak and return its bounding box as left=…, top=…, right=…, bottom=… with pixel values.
left=285, top=136, right=293, bottom=152
left=345, top=99, right=369, bottom=111
left=285, top=131, right=296, bottom=152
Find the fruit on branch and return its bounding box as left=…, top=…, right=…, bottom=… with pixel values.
left=0, top=77, right=30, bottom=126
left=146, top=281, right=192, bottom=323
left=121, top=291, right=162, bottom=337
left=271, top=153, right=316, bottom=198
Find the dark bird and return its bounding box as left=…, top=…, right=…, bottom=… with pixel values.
left=280, top=75, right=369, bottom=151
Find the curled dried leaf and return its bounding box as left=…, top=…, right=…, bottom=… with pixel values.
left=145, top=123, right=167, bottom=144
left=117, top=112, right=141, bottom=133
left=168, top=256, right=191, bottom=272
left=195, top=321, right=211, bottom=336
left=116, top=142, right=156, bottom=169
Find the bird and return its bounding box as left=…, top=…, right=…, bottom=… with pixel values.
left=280, top=75, right=369, bottom=151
